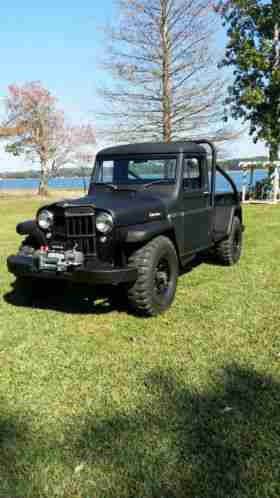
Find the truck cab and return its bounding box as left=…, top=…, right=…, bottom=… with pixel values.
left=7, top=140, right=244, bottom=316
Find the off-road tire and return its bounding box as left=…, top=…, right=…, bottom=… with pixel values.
left=214, top=216, right=242, bottom=265
left=127, top=236, right=179, bottom=316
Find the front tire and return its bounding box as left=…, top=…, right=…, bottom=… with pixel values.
left=127, top=236, right=179, bottom=316
left=214, top=216, right=243, bottom=265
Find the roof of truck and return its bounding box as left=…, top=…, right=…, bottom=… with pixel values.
left=97, top=142, right=207, bottom=157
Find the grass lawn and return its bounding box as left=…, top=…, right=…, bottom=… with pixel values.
left=0, top=197, right=280, bottom=498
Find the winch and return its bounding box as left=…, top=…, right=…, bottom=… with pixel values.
left=36, top=246, right=84, bottom=272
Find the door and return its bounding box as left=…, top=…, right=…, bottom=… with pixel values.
left=182, top=156, right=212, bottom=254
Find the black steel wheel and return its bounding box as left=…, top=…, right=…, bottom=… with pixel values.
left=127, top=236, right=178, bottom=316
left=214, top=216, right=243, bottom=265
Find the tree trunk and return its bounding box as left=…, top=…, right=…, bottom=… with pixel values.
left=160, top=0, right=172, bottom=143
left=38, top=161, right=49, bottom=196
left=269, top=143, right=279, bottom=162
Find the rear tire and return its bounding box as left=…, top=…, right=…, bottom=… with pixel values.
left=214, top=216, right=242, bottom=265
left=127, top=236, right=178, bottom=316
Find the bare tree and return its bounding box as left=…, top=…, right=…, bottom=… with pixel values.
left=97, top=0, right=240, bottom=144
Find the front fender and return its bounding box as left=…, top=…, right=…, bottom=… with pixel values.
left=119, top=220, right=174, bottom=244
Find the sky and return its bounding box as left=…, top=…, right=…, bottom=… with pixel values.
left=0, top=0, right=267, bottom=172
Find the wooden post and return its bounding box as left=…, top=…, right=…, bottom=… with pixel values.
left=249, top=166, right=254, bottom=198
left=239, top=162, right=248, bottom=203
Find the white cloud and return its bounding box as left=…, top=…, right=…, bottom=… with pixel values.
left=227, top=136, right=267, bottom=159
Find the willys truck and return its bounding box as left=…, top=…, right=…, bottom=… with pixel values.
left=7, top=140, right=244, bottom=316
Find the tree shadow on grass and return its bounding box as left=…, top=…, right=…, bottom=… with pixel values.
left=71, top=365, right=280, bottom=498
left=1, top=365, right=279, bottom=497
left=0, top=414, right=31, bottom=498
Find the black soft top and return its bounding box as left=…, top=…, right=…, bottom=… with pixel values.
left=97, top=142, right=207, bottom=157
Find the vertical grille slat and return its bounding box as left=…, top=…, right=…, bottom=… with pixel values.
left=78, top=218, right=82, bottom=236
left=72, top=218, right=76, bottom=236
left=71, top=218, right=75, bottom=236
left=84, top=216, right=89, bottom=235
left=70, top=218, right=74, bottom=236
left=66, top=217, right=70, bottom=237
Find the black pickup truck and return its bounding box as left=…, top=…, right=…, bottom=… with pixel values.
left=7, top=140, right=244, bottom=316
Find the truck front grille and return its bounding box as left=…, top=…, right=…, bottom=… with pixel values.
left=53, top=206, right=96, bottom=255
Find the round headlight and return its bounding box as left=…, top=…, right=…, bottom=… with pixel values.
left=38, top=209, right=54, bottom=231
left=96, top=212, right=114, bottom=234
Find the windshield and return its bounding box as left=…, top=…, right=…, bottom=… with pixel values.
left=91, top=156, right=177, bottom=187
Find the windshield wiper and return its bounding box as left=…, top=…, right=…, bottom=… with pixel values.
left=94, top=183, right=137, bottom=193
left=142, top=179, right=173, bottom=189
left=94, top=182, right=119, bottom=191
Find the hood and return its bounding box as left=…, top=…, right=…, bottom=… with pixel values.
left=47, top=189, right=168, bottom=226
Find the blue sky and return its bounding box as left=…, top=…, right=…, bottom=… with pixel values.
left=0, top=0, right=267, bottom=171
left=0, top=1, right=114, bottom=120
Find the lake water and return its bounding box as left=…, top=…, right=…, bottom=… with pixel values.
left=0, top=170, right=268, bottom=192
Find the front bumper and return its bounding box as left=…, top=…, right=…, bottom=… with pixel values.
left=7, top=255, right=138, bottom=286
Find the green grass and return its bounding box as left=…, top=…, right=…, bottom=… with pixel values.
left=0, top=198, right=280, bottom=498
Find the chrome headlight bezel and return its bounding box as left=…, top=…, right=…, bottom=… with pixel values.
left=96, top=212, right=114, bottom=234
left=37, top=209, right=54, bottom=231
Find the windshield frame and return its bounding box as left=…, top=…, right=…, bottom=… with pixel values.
left=90, top=154, right=178, bottom=189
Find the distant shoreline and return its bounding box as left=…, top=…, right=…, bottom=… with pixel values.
left=0, top=188, right=84, bottom=199
left=0, top=156, right=269, bottom=180
left=0, top=169, right=269, bottom=196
